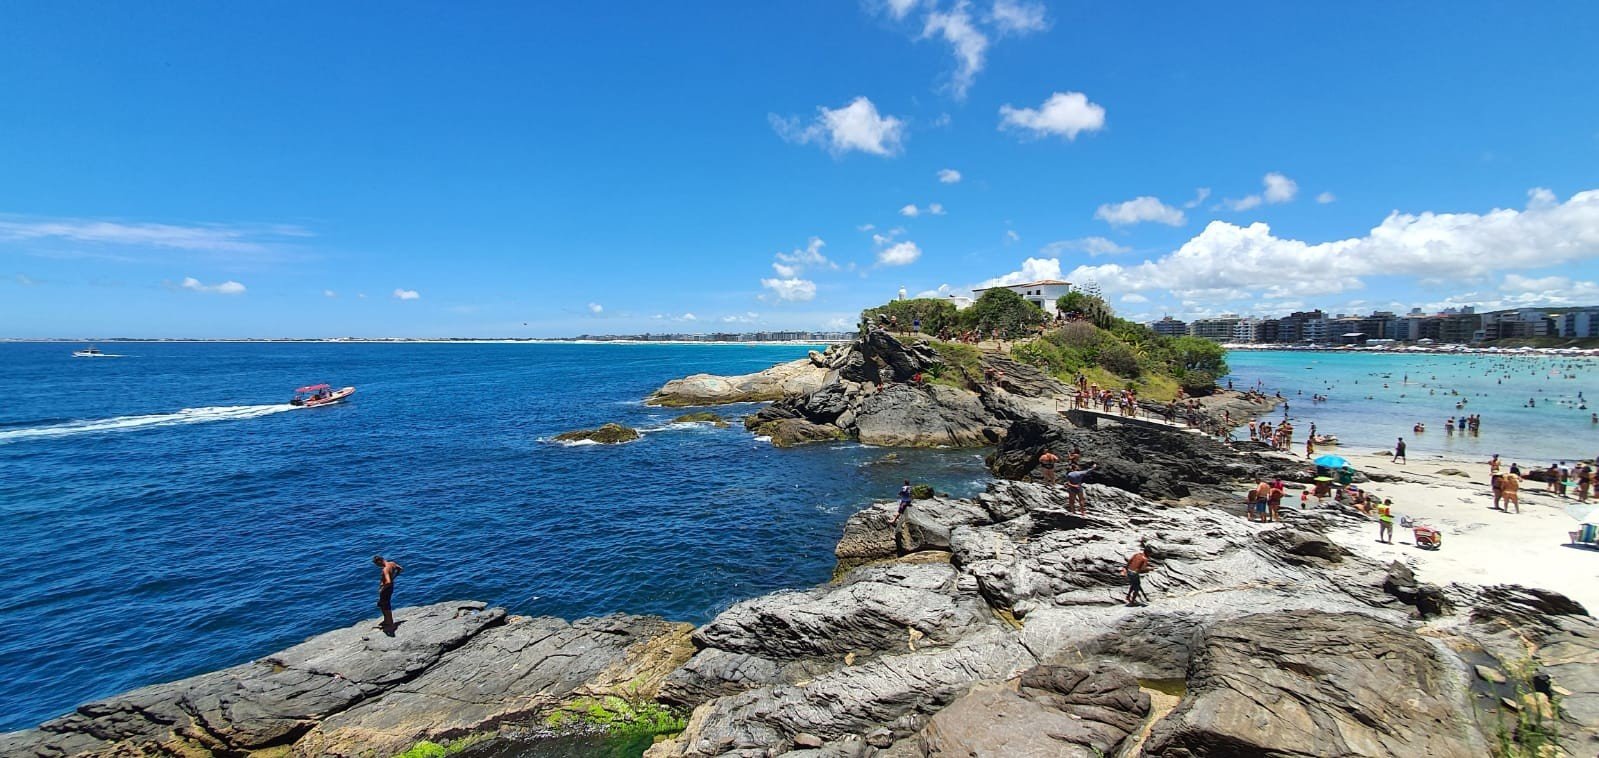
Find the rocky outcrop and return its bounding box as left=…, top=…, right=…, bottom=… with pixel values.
left=673, top=412, right=729, bottom=428
left=1143, top=611, right=1485, bottom=757
left=734, top=332, right=1028, bottom=449
left=0, top=603, right=692, bottom=758
left=988, top=418, right=1302, bottom=501
left=648, top=356, right=833, bottom=407
left=905, top=664, right=1151, bottom=757
left=553, top=422, right=640, bottom=444
left=647, top=481, right=1450, bottom=756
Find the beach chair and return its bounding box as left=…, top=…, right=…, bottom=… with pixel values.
left=1413, top=525, right=1442, bottom=550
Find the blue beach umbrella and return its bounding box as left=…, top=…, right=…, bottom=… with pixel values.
left=1313, top=454, right=1350, bottom=469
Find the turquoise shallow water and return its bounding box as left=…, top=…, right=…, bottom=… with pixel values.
left=1225, top=350, right=1599, bottom=465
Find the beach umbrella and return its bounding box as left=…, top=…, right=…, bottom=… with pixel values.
left=1566, top=503, right=1599, bottom=524
left=1313, top=454, right=1349, bottom=469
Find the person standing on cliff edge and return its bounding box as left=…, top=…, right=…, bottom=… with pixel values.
left=373, top=555, right=403, bottom=634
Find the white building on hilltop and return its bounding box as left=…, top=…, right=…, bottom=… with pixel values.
left=970, top=279, right=1072, bottom=315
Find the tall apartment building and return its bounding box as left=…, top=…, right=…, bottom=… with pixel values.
left=1149, top=316, right=1188, bottom=337
left=1188, top=314, right=1242, bottom=342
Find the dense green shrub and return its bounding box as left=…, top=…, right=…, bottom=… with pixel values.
left=861, top=298, right=959, bottom=336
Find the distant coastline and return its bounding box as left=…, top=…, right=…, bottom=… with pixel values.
left=0, top=337, right=847, bottom=346
left=1222, top=341, right=1599, bottom=356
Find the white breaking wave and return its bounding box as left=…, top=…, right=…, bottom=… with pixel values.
left=0, top=404, right=299, bottom=444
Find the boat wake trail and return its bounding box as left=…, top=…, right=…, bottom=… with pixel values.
left=0, top=405, right=298, bottom=444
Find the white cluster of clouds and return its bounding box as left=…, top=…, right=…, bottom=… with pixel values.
left=1014, top=187, right=1599, bottom=311
left=878, top=240, right=923, bottom=266
left=882, top=0, right=1047, bottom=99
left=1221, top=172, right=1298, bottom=211
left=999, top=91, right=1106, bottom=141
left=937, top=168, right=962, bottom=183
left=899, top=202, right=945, bottom=217
left=771, top=97, right=906, bottom=157
left=180, top=276, right=246, bottom=295
left=762, top=237, right=839, bottom=302
left=1094, top=196, right=1185, bottom=227
left=394, top=289, right=421, bottom=301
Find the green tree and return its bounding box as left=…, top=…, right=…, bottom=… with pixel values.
left=860, top=298, right=958, bottom=336
left=961, top=288, right=1047, bottom=339
left=1056, top=291, right=1117, bottom=329
left=1166, top=336, right=1229, bottom=375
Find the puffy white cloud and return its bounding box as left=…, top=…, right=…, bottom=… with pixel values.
left=181, top=276, right=245, bottom=295
left=586, top=302, right=603, bottom=314
left=900, top=204, right=921, bottom=218
left=922, top=2, right=988, bottom=100
left=1263, top=172, right=1298, bottom=204
left=928, top=202, right=945, bottom=215
left=1094, top=196, right=1185, bottom=227
left=323, top=289, right=337, bottom=298
left=1222, top=172, right=1298, bottom=212
left=1121, top=293, right=1149, bottom=303
left=902, top=202, right=946, bottom=217
left=1500, top=274, right=1599, bottom=302
left=858, top=223, right=876, bottom=232
left=392, top=288, right=420, bottom=300
left=990, top=0, right=1049, bottom=34
left=761, top=277, right=817, bottom=301
left=1184, top=187, right=1212, bottom=209
left=1317, top=192, right=1337, bottom=204
left=1067, top=187, right=1599, bottom=307
left=884, top=0, right=920, bottom=20
left=774, top=237, right=836, bottom=272
left=1042, top=236, right=1131, bottom=256
left=878, top=240, right=922, bottom=266
left=999, top=91, right=1106, bottom=141
left=722, top=312, right=761, bottom=324
left=915, top=283, right=958, bottom=299
left=938, top=168, right=962, bottom=184
left=771, top=97, right=906, bottom=157
left=978, top=257, right=1064, bottom=288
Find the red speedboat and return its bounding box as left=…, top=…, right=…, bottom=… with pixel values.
left=291, top=383, right=356, bottom=407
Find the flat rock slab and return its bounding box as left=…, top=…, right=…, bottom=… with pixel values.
left=3, top=601, right=503, bottom=756
left=296, top=614, right=691, bottom=757
left=1143, top=610, right=1485, bottom=757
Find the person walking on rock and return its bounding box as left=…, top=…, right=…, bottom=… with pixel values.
left=1123, top=548, right=1151, bottom=606
left=373, top=555, right=403, bottom=633
left=890, top=480, right=913, bottom=525
left=1037, top=448, right=1060, bottom=485
left=1064, top=462, right=1096, bottom=514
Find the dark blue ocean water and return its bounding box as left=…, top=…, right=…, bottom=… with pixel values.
left=0, top=342, right=990, bottom=731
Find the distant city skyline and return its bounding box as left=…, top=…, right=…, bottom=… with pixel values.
left=2, top=3, right=1597, bottom=338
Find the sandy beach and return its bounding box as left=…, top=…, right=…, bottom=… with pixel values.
left=1275, top=447, right=1599, bottom=610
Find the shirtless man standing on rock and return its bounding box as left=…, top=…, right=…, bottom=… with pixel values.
left=373, top=555, right=402, bottom=633
left=1037, top=448, right=1060, bottom=484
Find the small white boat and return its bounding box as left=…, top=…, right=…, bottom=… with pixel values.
left=72, top=345, right=123, bottom=358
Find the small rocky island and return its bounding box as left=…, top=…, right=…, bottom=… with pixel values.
left=8, top=294, right=1596, bottom=757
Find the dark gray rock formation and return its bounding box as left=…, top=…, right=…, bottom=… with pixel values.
left=988, top=418, right=1301, bottom=501
left=0, top=603, right=692, bottom=758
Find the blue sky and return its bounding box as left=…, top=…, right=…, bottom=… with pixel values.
left=2, top=2, right=1598, bottom=338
